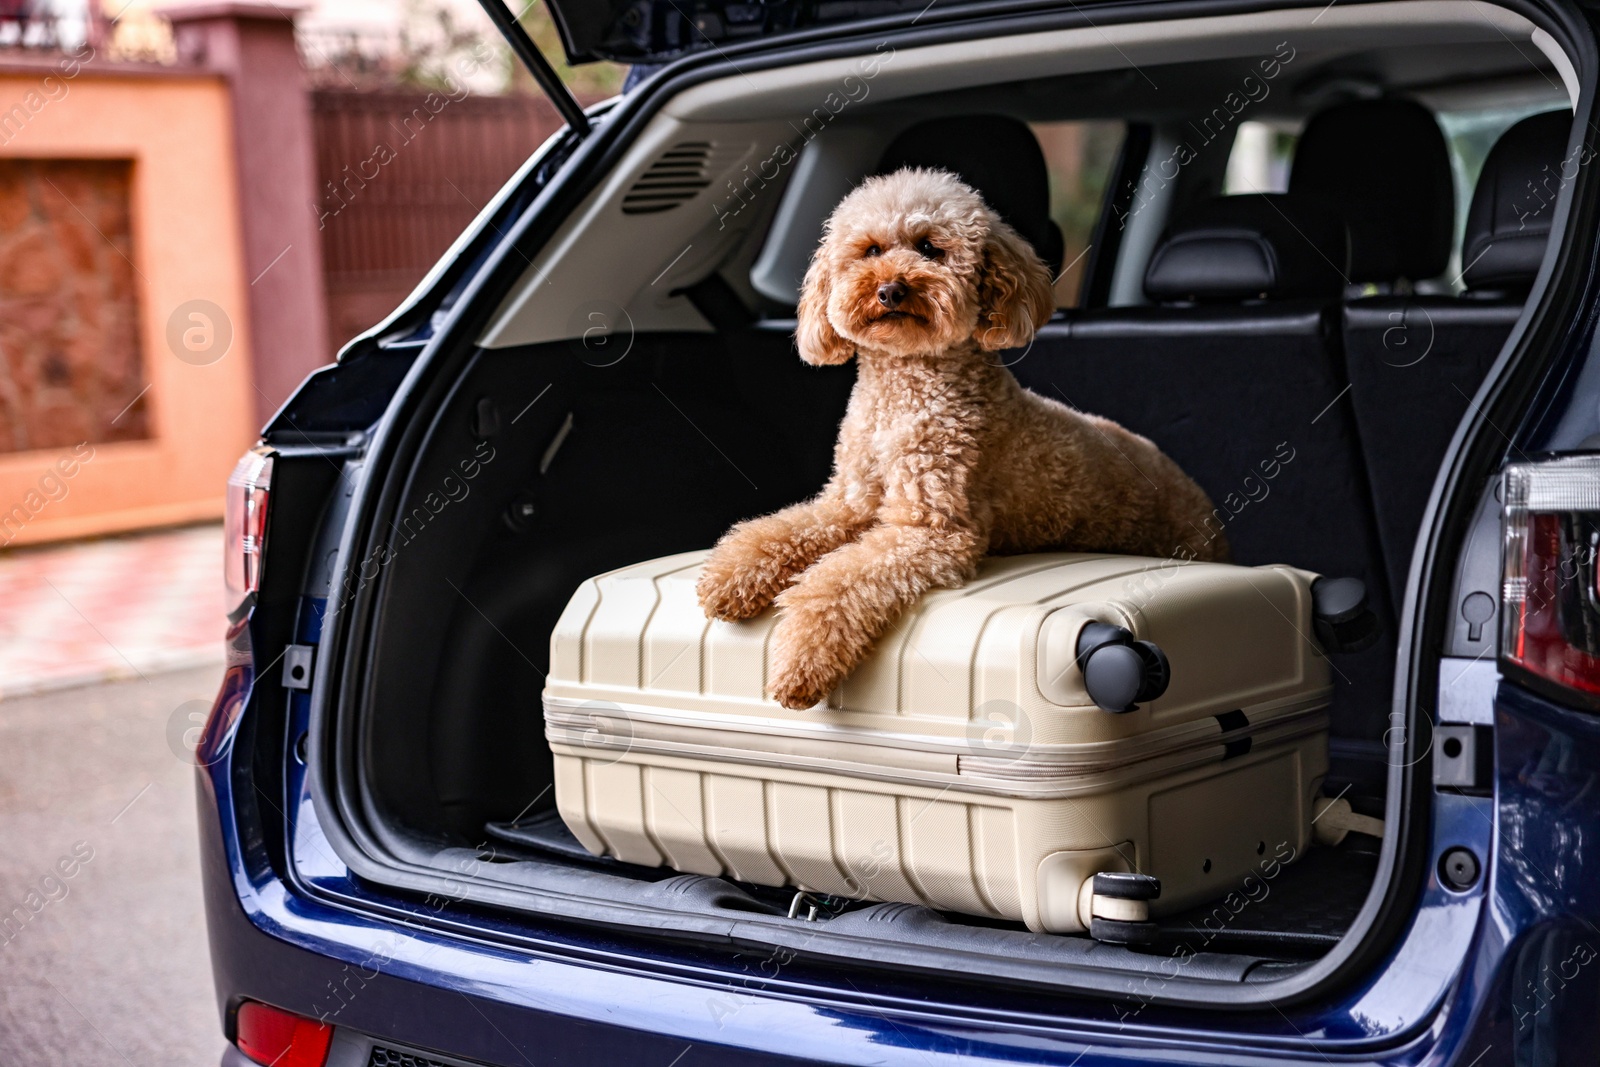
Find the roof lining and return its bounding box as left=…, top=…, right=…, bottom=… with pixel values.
left=479, top=0, right=1556, bottom=349
left=664, top=0, right=1539, bottom=122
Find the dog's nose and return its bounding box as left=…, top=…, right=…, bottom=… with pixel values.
left=877, top=281, right=907, bottom=309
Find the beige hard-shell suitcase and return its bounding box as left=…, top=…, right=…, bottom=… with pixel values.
left=543, top=551, right=1337, bottom=937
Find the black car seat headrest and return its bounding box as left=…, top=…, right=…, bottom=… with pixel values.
left=1462, top=109, right=1573, bottom=295
left=876, top=115, right=1065, bottom=274
left=1289, top=99, right=1454, bottom=284
left=1143, top=194, right=1349, bottom=303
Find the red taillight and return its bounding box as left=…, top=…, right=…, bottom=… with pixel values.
left=235, top=1001, right=332, bottom=1067
left=1502, top=457, right=1600, bottom=699
left=225, top=448, right=274, bottom=617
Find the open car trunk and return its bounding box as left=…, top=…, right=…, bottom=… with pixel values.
left=293, top=0, right=1592, bottom=1009
left=331, top=322, right=1388, bottom=993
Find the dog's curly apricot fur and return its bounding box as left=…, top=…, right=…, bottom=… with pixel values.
left=698, top=168, right=1227, bottom=710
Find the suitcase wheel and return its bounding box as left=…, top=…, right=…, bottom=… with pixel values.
left=1093, top=871, right=1162, bottom=897
left=1075, top=623, right=1171, bottom=713
left=1088, top=871, right=1162, bottom=944
left=1089, top=916, right=1160, bottom=946
left=1311, top=576, right=1381, bottom=653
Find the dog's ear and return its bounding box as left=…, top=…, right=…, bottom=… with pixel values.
left=795, top=251, right=855, bottom=366
left=972, top=219, right=1056, bottom=352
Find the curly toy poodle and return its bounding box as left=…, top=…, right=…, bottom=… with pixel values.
left=697, top=167, right=1226, bottom=710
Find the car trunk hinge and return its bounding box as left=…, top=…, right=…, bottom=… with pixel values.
left=478, top=0, right=591, bottom=137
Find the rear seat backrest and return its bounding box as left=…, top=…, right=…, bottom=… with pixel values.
left=1012, top=193, right=1398, bottom=740
left=1341, top=109, right=1570, bottom=602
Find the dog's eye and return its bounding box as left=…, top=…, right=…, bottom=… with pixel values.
left=915, top=238, right=944, bottom=259
left=863, top=244, right=881, bottom=257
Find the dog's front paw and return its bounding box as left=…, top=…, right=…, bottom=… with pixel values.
left=767, top=647, right=844, bottom=710
left=697, top=549, right=781, bottom=622
left=767, top=609, right=858, bottom=710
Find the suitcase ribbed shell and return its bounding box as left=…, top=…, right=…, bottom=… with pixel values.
left=544, top=551, right=1331, bottom=932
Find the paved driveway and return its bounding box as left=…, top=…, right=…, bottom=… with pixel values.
left=0, top=665, right=225, bottom=1065
left=0, top=524, right=222, bottom=699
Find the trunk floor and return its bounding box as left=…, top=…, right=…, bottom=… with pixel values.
left=486, top=812, right=1380, bottom=963
left=1158, top=840, right=1379, bottom=957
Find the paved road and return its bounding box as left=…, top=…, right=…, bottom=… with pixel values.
left=0, top=665, right=226, bottom=1065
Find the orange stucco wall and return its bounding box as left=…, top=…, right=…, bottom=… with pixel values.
left=0, top=64, right=256, bottom=546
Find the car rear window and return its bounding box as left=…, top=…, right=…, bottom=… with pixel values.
left=1224, top=102, right=1571, bottom=289
left=1030, top=120, right=1125, bottom=306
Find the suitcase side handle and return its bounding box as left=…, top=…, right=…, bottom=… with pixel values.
left=1075, top=623, right=1171, bottom=713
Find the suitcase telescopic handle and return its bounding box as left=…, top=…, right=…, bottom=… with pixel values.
left=1075, top=622, right=1170, bottom=714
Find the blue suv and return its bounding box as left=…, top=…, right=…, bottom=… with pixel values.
left=201, top=0, right=1600, bottom=1063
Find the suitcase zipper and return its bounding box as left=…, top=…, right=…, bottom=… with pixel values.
left=544, top=696, right=1327, bottom=798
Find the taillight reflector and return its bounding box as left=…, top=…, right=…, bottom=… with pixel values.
left=235, top=1000, right=332, bottom=1067
left=225, top=447, right=274, bottom=617
left=1502, top=456, right=1600, bottom=700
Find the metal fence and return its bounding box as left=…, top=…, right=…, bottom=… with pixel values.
left=310, top=88, right=570, bottom=348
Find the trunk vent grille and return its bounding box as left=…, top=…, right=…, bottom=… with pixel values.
left=622, top=141, right=717, bottom=214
